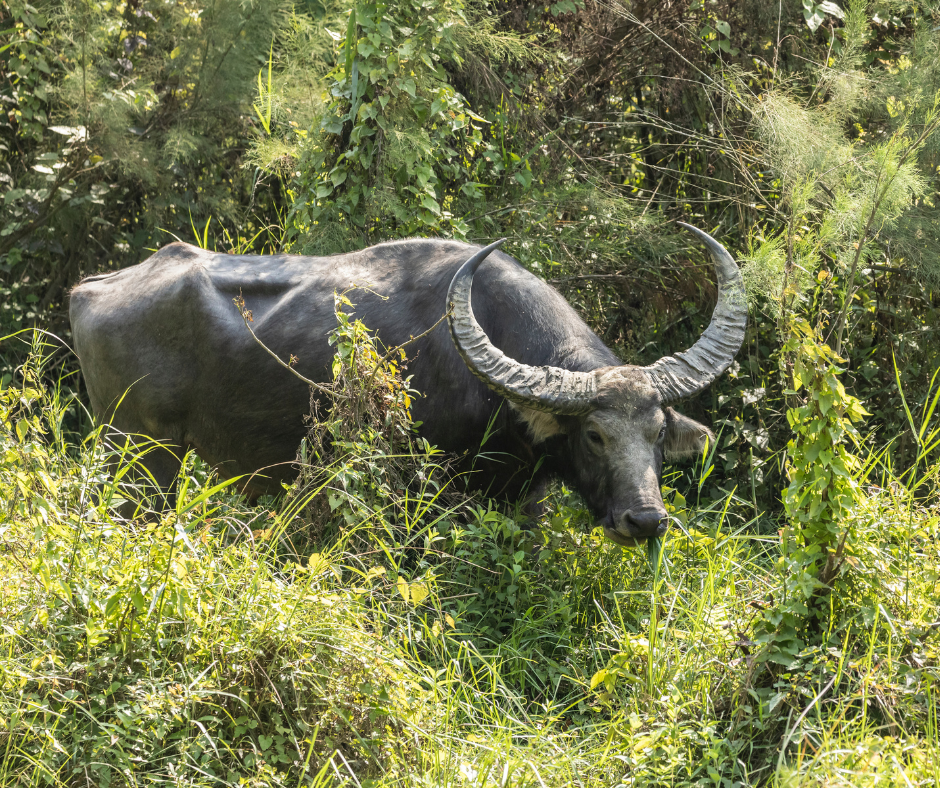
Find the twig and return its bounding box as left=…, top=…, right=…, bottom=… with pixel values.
left=637, top=313, right=694, bottom=354
left=0, top=155, right=83, bottom=258
left=773, top=0, right=783, bottom=83
left=233, top=294, right=338, bottom=397
left=820, top=525, right=851, bottom=586
left=776, top=674, right=837, bottom=772
left=367, top=308, right=452, bottom=389
left=548, top=273, right=636, bottom=284
left=639, top=178, right=662, bottom=218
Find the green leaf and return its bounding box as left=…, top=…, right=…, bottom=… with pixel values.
left=419, top=194, right=440, bottom=214
left=409, top=582, right=429, bottom=605
left=396, top=576, right=410, bottom=602
left=349, top=58, right=360, bottom=111
left=344, top=9, right=357, bottom=78
left=177, top=474, right=247, bottom=516
left=252, top=40, right=275, bottom=135
left=818, top=1, right=844, bottom=19
left=323, top=117, right=345, bottom=135
left=767, top=691, right=787, bottom=713
left=550, top=0, right=578, bottom=15
left=513, top=169, right=533, bottom=188
left=104, top=592, right=123, bottom=620
left=803, top=5, right=825, bottom=31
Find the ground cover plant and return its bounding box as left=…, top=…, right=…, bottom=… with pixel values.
left=2, top=321, right=939, bottom=786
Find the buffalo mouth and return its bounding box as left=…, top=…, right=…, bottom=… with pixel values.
left=600, top=511, right=669, bottom=547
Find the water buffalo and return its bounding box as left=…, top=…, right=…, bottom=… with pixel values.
left=69, top=224, right=746, bottom=544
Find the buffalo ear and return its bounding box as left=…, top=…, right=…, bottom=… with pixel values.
left=664, top=407, right=715, bottom=460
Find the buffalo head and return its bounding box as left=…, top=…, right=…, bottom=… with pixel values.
left=447, top=224, right=747, bottom=545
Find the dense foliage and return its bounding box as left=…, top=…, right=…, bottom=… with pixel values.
left=2, top=0, right=940, bottom=784
left=2, top=328, right=939, bottom=785
left=3, top=0, right=939, bottom=495
left=0, top=0, right=290, bottom=330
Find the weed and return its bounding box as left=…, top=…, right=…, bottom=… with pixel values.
left=1, top=326, right=938, bottom=786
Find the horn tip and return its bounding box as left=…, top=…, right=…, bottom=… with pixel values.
left=676, top=221, right=708, bottom=239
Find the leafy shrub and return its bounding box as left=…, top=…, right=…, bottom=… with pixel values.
left=0, top=0, right=291, bottom=334
left=4, top=323, right=940, bottom=786
left=287, top=0, right=485, bottom=249
left=0, top=335, right=434, bottom=785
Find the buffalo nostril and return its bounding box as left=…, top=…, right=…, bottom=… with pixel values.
left=620, top=509, right=668, bottom=536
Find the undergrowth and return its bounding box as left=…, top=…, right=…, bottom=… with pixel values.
left=1, top=326, right=939, bottom=787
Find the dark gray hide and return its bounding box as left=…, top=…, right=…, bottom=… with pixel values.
left=70, top=228, right=745, bottom=544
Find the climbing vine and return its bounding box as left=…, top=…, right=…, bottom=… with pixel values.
left=755, top=320, right=868, bottom=665
left=287, top=0, right=486, bottom=251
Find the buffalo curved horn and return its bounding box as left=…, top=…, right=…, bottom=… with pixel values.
left=643, top=223, right=747, bottom=403
left=448, top=240, right=598, bottom=415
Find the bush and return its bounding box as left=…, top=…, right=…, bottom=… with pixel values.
left=0, top=0, right=291, bottom=335
left=3, top=323, right=940, bottom=786
left=0, top=335, right=435, bottom=785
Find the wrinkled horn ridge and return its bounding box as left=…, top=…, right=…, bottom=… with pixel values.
left=448, top=240, right=598, bottom=415
left=644, top=223, right=748, bottom=403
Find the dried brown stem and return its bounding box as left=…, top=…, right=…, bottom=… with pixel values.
left=233, top=295, right=339, bottom=398
left=367, top=308, right=452, bottom=389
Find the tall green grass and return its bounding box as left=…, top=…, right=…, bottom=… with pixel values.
left=1, top=329, right=938, bottom=787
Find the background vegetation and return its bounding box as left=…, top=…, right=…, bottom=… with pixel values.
left=2, top=0, right=939, bottom=784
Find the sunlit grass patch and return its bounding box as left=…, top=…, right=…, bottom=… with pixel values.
left=2, top=330, right=939, bottom=787
left=0, top=482, right=434, bottom=783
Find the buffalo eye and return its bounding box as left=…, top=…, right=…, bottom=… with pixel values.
left=658, top=424, right=667, bottom=443
left=586, top=429, right=604, bottom=447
